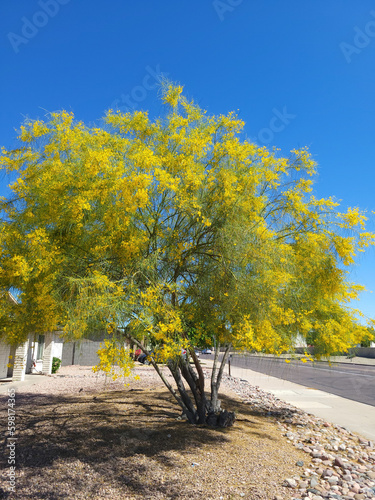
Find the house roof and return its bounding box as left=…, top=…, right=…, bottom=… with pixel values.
left=7, top=291, right=18, bottom=305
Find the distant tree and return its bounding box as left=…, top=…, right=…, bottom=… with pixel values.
left=0, top=84, right=373, bottom=425
left=360, top=327, right=375, bottom=347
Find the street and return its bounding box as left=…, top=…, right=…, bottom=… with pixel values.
left=207, top=354, right=375, bottom=407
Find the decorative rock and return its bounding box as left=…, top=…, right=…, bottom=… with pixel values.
left=310, top=477, right=319, bottom=488
left=284, top=478, right=297, bottom=488
left=327, top=476, right=339, bottom=484
left=322, top=469, right=333, bottom=478
left=334, top=457, right=347, bottom=469
left=218, top=371, right=375, bottom=500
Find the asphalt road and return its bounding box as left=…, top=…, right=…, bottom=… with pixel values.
left=206, top=354, right=375, bottom=407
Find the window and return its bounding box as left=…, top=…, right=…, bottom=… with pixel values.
left=37, top=335, right=45, bottom=360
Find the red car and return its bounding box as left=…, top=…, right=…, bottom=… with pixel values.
left=134, top=348, right=142, bottom=360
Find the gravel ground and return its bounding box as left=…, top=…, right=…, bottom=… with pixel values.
left=222, top=373, right=375, bottom=500
left=0, top=364, right=374, bottom=499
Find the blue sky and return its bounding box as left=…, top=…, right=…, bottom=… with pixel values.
left=1, top=0, right=374, bottom=322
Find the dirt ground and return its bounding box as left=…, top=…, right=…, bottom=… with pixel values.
left=0, top=365, right=308, bottom=499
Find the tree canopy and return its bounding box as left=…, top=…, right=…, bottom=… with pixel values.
left=0, top=84, right=373, bottom=424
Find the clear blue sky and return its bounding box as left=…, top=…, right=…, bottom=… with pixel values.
left=1, top=0, right=374, bottom=322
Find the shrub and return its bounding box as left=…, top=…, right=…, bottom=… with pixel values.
left=52, top=357, right=61, bottom=374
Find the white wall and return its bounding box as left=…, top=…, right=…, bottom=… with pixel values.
left=52, top=335, right=64, bottom=360
left=0, top=342, right=11, bottom=379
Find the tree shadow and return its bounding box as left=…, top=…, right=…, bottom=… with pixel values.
left=0, top=387, right=287, bottom=499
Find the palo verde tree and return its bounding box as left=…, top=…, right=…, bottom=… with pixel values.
left=0, top=84, right=374, bottom=425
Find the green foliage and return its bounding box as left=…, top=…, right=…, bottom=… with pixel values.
left=361, top=327, right=375, bottom=347
left=52, top=357, right=61, bottom=374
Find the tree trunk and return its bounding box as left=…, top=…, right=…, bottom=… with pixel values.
left=168, top=361, right=199, bottom=424
left=210, top=343, right=231, bottom=411
left=206, top=343, right=235, bottom=426
left=125, top=332, right=235, bottom=427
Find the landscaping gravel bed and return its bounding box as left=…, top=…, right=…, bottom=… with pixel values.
left=222, top=373, right=375, bottom=500
left=1, top=365, right=304, bottom=499
left=1, top=364, right=374, bottom=499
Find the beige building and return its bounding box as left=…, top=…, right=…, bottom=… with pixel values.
left=0, top=293, right=64, bottom=381
left=0, top=332, right=64, bottom=381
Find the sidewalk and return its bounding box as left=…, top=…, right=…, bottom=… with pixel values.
left=0, top=374, right=46, bottom=395
left=203, top=359, right=375, bottom=441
